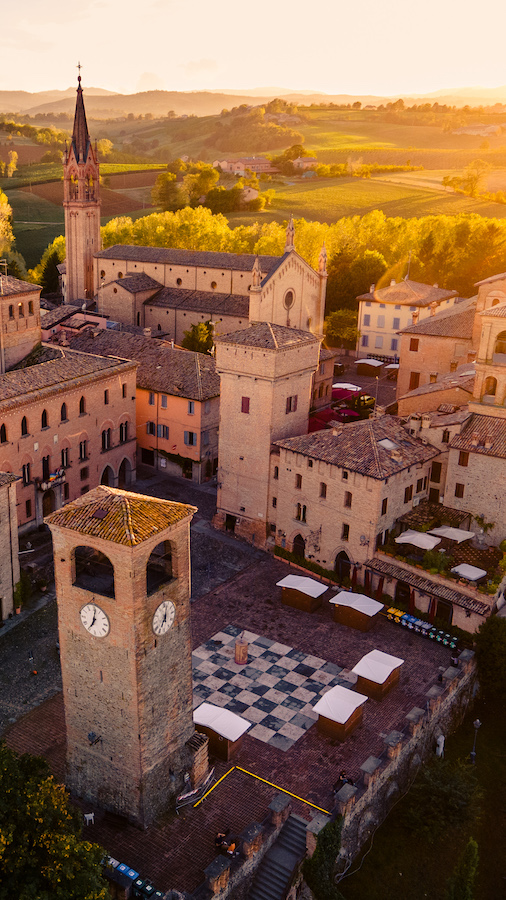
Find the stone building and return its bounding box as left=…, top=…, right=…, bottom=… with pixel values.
left=269, top=416, right=438, bottom=576
left=356, top=279, right=458, bottom=360
left=63, top=75, right=101, bottom=303
left=0, top=473, right=20, bottom=620
left=46, top=486, right=199, bottom=826
left=0, top=275, right=42, bottom=372
left=69, top=329, right=220, bottom=483
left=0, top=348, right=137, bottom=531
left=396, top=296, right=476, bottom=398
left=214, top=322, right=321, bottom=544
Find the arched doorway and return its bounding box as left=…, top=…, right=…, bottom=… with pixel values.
left=101, top=465, right=114, bottom=486
left=118, top=458, right=132, bottom=489
left=395, top=580, right=411, bottom=606
left=292, top=534, right=306, bottom=559
left=42, top=489, right=55, bottom=517
left=334, top=550, right=351, bottom=582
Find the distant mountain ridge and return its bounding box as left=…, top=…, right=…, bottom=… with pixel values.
left=2, top=85, right=506, bottom=118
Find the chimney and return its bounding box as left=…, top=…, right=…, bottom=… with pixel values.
left=430, top=301, right=438, bottom=317
left=433, top=283, right=438, bottom=288
left=143, top=327, right=152, bottom=338
left=370, top=284, right=375, bottom=293
left=412, top=309, right=419, bottom=324
left=471, top=432, right=479, bottom=446
left=171, top=340, right=175, bottom=349
left=390, top=279, right=396, bottom=286
left=484, top=434, right=493, bottom=449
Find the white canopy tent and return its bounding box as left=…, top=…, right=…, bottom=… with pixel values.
left=428, top=526, right=475, bottom=543
left=330, top=591, right=383, bottom=617
left=332, top=382, right=362, bottom=392
left=451, top=563, right=487, bottom=581
left=351, top=650, right=404, bottom=685
left=193, top=703, right=251, bottom=742
left=353, top=358, right=383, bottom=368
left=385, top=363, right=399, bottom=371
left=276, top=575, right=328, bottom=598
left=312, top=685, right=368, bottom=723
left=395, top=530, right=441, bottom=551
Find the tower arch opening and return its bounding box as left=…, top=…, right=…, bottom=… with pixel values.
left=147, top=540, right=174, bottom=595
left=73, top=545, right=115, bottom=598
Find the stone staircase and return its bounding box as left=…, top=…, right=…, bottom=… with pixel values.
left=248, top=814, right=308, bottom=900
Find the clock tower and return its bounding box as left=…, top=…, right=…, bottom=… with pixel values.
left=63, top=73, right=101, bottom=303
left=46, top=485, right=198, bottom=826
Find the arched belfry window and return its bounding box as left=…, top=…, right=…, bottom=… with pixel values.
left=21, top=416, right=28, bottom=436
left=147, top=540, right=174, bottom=595
left=73, top=546, right=115, bottom=598
left=41, top=409, right=48, bottom=429
left=61, top=402, right=68, bottom=422
left=493, top=330, right=506, bottom=360
left=79, top=396, right=86, bottom=415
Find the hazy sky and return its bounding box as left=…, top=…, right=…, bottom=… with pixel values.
left=3, top=0, right=506, bottom=97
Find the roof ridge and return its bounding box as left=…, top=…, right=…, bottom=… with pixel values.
left=195, top=353, right=203, bottom=401
left=121, top=493, right=136, bottom=545
left=368, top=419, right=383, bottom=478
left=268, top=322, right=278, bottom=349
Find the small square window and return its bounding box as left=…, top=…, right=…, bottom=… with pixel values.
left=410, top=338, right=419, bottom=352
left=455, top=482, right=465, bottom=499
left=341, top=523, right=349, bottom=541
left=404, top=485, right=413, bottom=503
left=381, top=497, right=388, bottom=516
left=442, top=430, right=450, bottom=444
left=80, top=466, right=89, bottom=481
left=272, top=497, right=277, bottom=508
left=342, top=470, right=348, bottom=480
left=458, top=451, right=469, bottom=467
left=241, top=396, right=250, bottom=414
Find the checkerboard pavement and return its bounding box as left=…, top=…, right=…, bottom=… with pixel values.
left=192, top=624, right=355, bottom=751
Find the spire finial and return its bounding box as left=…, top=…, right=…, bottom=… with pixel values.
left=251, top=256, right=262, bottom=289
left=77, top=61, right=82, bottom=86
left=285, top=214, right=295, bottom=253
left=318, top=241, right=327, bottom=275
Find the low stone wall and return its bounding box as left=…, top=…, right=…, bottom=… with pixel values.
left=332, top=648, right=477, bottom=867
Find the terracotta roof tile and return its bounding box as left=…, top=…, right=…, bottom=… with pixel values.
left=113, top=274, right=162, bottom=294
left=0, top=350, right=135, bottom=410
left=68, top=330, right=220, bottom=400
left=0, top=275, right=41, bottom=296
left=146, top=286, right=249, bottom=317
left=400, top=297, right=476, bottom=337
left=41, top=305, right=82, bottom=328
left=45, top=485, right=196, bottom=545
left=479, top=301, right=506, bottom=318
left=96, top=244, right=281, bottom=274
left=449, top=413, right=506, bottom=459
left=398, top=365, right=475, bottom=401
left=358, top=279, right=458, bottom=306
left=275, top=416, right=438, bottom=478
left=215, top=322, right=318, bottom=350
left=365, top=556, right=490, bottom=615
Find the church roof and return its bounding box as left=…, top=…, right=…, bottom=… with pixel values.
left=215, top=322, right=318, bottom=349
left=45, top=485, right=196, bottom=545
left=0, top=275, right=41, bottom=296
left=146, top=286, right=249, bottom=317
left=113, top=274, right=162, bottom=294
left=68, top=330, right=221, bottom=400
left=275, top=416, right=438, bottom=479
left=40, top=304, right=81, bottom=328
left=475, top=271, right=506, bottom=286
left=358, top=280, right=458, bottom=306
left=72, top=76, right=90, bottom=160
left=96, top=244, right=282, bottom=275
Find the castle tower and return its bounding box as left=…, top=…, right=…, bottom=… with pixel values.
left=214, top=322, right=320, bottom=544
left=46, top=486, right=198, bottom=826
left=63, top=75, right=101, bottom=304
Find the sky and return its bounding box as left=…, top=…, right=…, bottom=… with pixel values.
left=3, top=0, right=506, bottom=98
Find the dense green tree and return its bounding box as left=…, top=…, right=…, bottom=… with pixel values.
left=474, top=615, right=506, bottom=703
left=181, top=165, right=219, bottom=207
left=151, top=172, right=184, bottom=211
left=0, top=188, right=14, bottom=254
left=0, top=742, right=107, bottom=900
left=399, top=759, right=481, bottom=843
left=28, top=235, right=65, bottom=291
left=445, top=838, right=479, bottom=900
left=324, top=309, right=359, bottom=347
left=181, top=321, right=213, bottom=354
left=326, top=249, right=388, bottom=313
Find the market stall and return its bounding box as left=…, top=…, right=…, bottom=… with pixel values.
left=312, top=684, right=368, bottom=740
left=351, top=649, right=404, bottom=700
left=330, top=591, right=384, bottom=632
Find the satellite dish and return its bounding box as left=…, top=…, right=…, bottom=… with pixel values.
left=360, top=535, right=367, bottom=543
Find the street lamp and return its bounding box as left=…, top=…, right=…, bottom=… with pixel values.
left=470, top=718, right=481, bottom=764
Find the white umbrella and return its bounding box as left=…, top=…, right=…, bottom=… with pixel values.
left=395, top=530, right=441, bottom=551
left=451, top=564, right=487, bottom=581
left=428, top=526, right=475, bottom=543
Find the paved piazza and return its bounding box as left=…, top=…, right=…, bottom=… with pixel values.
left=193, top=624, right=353, bottom=751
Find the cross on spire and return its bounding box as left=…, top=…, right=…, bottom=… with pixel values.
left=77, top=61, right=82, bottom=84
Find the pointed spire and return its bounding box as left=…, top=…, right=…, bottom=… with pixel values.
left=72, top=73, right=90, bottom=161
left=318, top=241, right=327, bottom=276
left=251, top=256, right=262, bottom=289
left=284, top=214, right=295, bottom=253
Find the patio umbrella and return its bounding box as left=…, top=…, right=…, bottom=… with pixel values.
left=395, top=530, right=441, bottom=551
left=428, top=526, right=475, bottom=543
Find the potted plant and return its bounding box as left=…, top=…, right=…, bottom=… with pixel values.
left=13, top=570, right=32, bottom=614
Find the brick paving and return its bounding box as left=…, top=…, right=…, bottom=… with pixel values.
left=3, top=553, right=454, bottom=896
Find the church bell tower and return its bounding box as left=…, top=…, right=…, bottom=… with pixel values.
left=63, top=73, right=101, bottom=303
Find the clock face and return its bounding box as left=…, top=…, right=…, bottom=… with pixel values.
left=152, top=600, right=176, bottom=635
left=80, top=603, right=110, bottom=638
